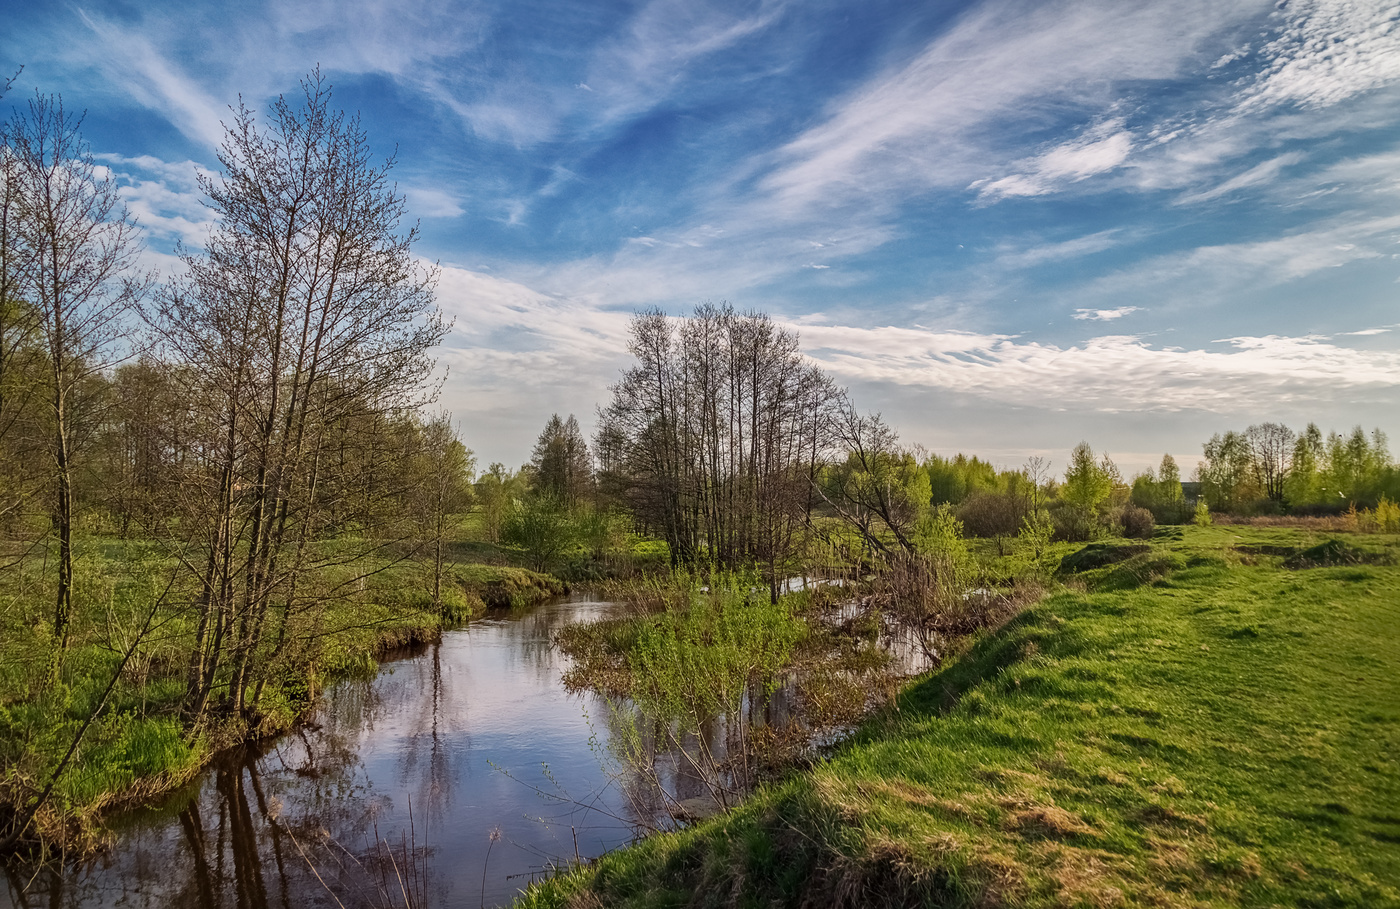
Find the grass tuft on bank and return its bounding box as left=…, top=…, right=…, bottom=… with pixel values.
left=517, top=525, right=1400, bottom=908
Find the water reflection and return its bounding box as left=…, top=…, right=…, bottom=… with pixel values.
left=1, top=590, right=930, bottom=909
left=2, top=594, right=640, bottom=909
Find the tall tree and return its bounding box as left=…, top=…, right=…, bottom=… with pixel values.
left=415, top=413, right=474, bottom=612
left=598, top=304, right=836, bottom=598
left=4, top=94, right=148, bottom=682
left=1245, top=422, right=1295, bottom=503
left=1197, top=431, right=1257, bottom=511
left=1061, top=442, right=1112, bottom=515
left=151, top=71, right=445, bottom=721
left=529, top=413, right=593, bottom=510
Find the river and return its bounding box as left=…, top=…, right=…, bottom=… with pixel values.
left=2, top=591, right=684, bottom=909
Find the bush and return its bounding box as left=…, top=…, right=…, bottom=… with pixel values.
left=1049, top=502, right=1098, bottom=542
left=956, top=492, right=1029, bottom=539
left=1119, top=505, right=1155, bottom=539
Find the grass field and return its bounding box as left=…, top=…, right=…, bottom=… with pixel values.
left=517, top=524, right=1400, bottom=908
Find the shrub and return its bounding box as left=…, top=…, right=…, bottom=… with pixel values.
left=956, top=492, right=1028, bottom=539
left=1119, top=505, right=1155, bottom=539
left=1049, top=501, right=1098, bottom=542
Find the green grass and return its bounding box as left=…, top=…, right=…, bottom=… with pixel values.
left=517, top=525, right=1400, bottom=908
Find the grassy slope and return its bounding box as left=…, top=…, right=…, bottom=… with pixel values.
left=518, top=526, right=1400, bottom=908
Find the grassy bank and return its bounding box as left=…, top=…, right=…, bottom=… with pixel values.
left=0, top=534, right=565, bottom=852
left=517, top=525, right=1400, bottom=908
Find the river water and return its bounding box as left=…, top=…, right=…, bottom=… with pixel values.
left=2, top=592, right=686, bottom=909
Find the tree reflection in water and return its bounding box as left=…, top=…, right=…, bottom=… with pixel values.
left=0, top=592, right=876, bottom=909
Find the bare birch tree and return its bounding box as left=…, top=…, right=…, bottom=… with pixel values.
left=598, top=304, right=836, bottom=599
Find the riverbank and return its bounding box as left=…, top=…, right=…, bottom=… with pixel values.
left=516, top=525, right=1400, bottom=908
left=0, top=539, right=565, bottom=855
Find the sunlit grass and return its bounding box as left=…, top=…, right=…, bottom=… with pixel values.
left=518, top=525, right=1400, bottom=908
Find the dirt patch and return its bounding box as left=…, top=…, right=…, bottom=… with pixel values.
left=1001, top=800, right=1097, bottom=839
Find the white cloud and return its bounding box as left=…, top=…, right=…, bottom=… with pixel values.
left=1073, top=306, right=1141, bottom=321
left=580, top=0, right=788, bottom=131
left=758, top=0, right=1269, bottom=214
left=994, top=229, right=1124, bottom=269
left=75, top=10, right=229, bottom=148
left=1237, top=0, right=1400, bottom=112
left=797, top=325, right=1400, bottom=412
left=1174, top=151, right=1305, bottom=204
left=973, top=119, right=1134, bottom=200
left=1067, top=212, right=1400, bottom=308
left=404, top=186, right=465, bottom=219
left=95, top=153, right=217, bottom=250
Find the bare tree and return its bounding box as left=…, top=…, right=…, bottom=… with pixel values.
left=151, top=70, right=446, bottom=722
left=5, top=94, right=148, bottom=683
left=816, top=399, right=926, bottom=557
left=598, top=304, right=836, bottom=599
left=1245, top=422, right=1295, bottom=503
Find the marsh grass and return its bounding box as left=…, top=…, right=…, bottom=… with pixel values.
left=0, top=531, right=569, bottom=853
left=518, top=525, right=1400, bottom=908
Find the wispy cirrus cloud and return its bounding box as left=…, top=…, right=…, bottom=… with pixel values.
left=757, top=0, right=1268, bottom=214
left=972, top=119, right=1134, bottom=201
left=798, top=325, right=1400, bottom=413
left=1174, top=151, right=1305, bottom=204
left=993, top=229, right=1124, bottom=269
left=1073, top=307, right=1141, bottom=321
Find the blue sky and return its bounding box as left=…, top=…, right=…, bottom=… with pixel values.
left=4, top=0, right=1400, bottom=473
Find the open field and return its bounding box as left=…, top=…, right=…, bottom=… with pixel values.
left=517, top=525, right=1400, bottom=908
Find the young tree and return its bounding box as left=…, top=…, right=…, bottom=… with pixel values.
left=1285, top=423, right=1325, bottom=506
left=1156, top=453, right=1184, bottom=505
left=1061, top=442, right=1111, bottom=514
left=1197, top=430, right=1257, bottom=512
left=819, top=402, right=928, bottom=557
left=475, top=462, right=521, bottom=544
left=415, top=413, right=474, bottom=612
left=503, top=494, right=578, bottom=572
left=5, top=94, right=148, bottom=682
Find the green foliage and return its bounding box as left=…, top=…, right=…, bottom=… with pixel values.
left=1015, top=510, right=1056, bottom=577
left=502, top=494, right=581, bottom=572
left=627, top=576, right=805, bottom=726
left=476, top=463, right=528, bottom=544
left=1198, top=430, right=1258, bottom=511
left=1375, top=496, right=1400, bottom=533
left=1060, top=442, right=1113, bottom=518
left=924, top=453, right=999, bottom=505
left=1194, top=500, right=1213, bottom=526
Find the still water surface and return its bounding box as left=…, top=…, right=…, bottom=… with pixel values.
left=2, top=592, right=670, bottom=909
